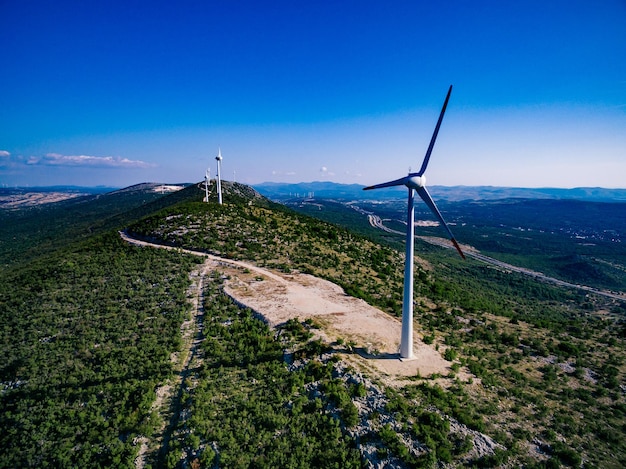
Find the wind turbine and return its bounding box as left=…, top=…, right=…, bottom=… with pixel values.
left=203, top=167, right=211, bottom=202
left=215, top=148, right=223, bottom=205
left=364, top=85, right=465, bottom=359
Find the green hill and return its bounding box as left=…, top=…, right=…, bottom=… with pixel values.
left=0, top=183, right=186, bottom=269
left=1, top=181, right=625, bottom=468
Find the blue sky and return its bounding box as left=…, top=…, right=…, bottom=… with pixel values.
left=1, top=0, right=625, bottom=188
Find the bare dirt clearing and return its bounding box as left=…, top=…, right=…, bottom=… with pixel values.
left=220, top=261, right=454, bottom=381
left=0, top=191, right=86, bottom=208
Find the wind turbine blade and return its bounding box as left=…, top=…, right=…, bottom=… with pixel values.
left=416, top=187, right=465, bottom=259
left=363, top=176, right=409, bottom=191
left=415, top=85, right=453, bottom=177
left=363, top=180, right=406, bottom=190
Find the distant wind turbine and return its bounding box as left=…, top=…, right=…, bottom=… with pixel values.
left=215, top=148, right=223, bottom=205
left=364, top=85, right=465, bottom=359
left=204, top=167, right=211, bottom=202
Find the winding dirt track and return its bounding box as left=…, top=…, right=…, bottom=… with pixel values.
left=120, top=231, right=453, bottom=380
left=133, top=244, right=209, bottom=469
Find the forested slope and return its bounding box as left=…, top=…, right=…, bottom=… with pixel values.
left=0, top=183, right=182, bottom=269
left=0, top=233, right=201, bottom=467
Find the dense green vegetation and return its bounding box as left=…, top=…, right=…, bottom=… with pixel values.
left=2, top=182, right=625, bottom=467
left=163, top=274, right=362, bottom=468
left=0, top=233, right=200, bottom=467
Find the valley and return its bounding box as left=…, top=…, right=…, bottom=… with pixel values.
left=367, top=213, right=626, bottom=302
left=277, top=191, right=626, bottom=295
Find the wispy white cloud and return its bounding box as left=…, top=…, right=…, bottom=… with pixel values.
left=319, top=166, right=335, bottom=177
left=26, top=153, right=155, bottom=168
left=272, top=170, right=297, bottom=177
left=0, top=150, right=10, bottom=157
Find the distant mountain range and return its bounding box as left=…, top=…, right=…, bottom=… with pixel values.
left=4, top=182, right=626, bottom=204
left=0, top=185, right=118, bottom=194
left=254, top=181, right=626, bottom=202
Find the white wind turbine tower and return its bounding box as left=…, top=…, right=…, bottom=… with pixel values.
left=203, top=167, right=211, bottom=202
left=215, top=148, right=223, bottom=205
left=364, top=85, right=465, bottom=360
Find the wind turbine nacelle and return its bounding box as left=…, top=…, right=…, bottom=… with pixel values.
left=216, top=156, right=222, bottom=161
left=407, top=175, right=426, bottom=189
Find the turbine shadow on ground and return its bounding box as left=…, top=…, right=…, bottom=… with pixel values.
left=351, top=347, right=400, bottom=360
